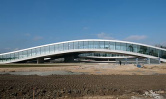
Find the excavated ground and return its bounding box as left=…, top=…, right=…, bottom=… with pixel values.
left=0, top=74, right=166, bottom=99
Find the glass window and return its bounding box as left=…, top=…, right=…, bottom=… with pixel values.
left=109, top=42, right=115, bottom=50
left=104, top=41, right=109, bottom=49
left=45, top=46, right=49, bottom=54
left=55, top=44, right=59, bottom=51
left=88, top=41, right=94, bottom=49
left=11, top=53, right=15, bottom=61
left=149, top=48, right=154, bottom=55
left=137, top=45, right=141, bottom=53
left=50, top=45, right=55, bottom=53
left=59, top=44, right=63, bottom=51
left=161, top=50, right=166, bottom=59
left=133, top=44, right=137, bottom=52
left=74, top=42, right=78, bottom=49
left=15, top=52, right=19, bottom=59
left=84, top=41, right=89, bottom=49
left=78, top=41, right=84, bottom=49
left=127, top=44, right=134, bottom=52
left=120, top=43, right=126, bottom=51
left=116, top=42, right=121, bottom=50
left=64, top=43, right=68, bottom=51
left=69, top=42, right=74, bottom=50
left=94, top=53, right=100, bottom=56
left=19, top=51, right=23, bottom=58
left=99, top=41, right=105, bottom=49
left=94, top=41, right=99, bottom=49
left=41, top=47, right=45, bottom=54
left=153, top=49, right=158, bottom=57
left=0, top=55, right=2, bottom=62
left=32, top=49, right=36, bottom=56
left=158, top=50, right=161, bottom=57
left=22, top=50, right=28, bottom=58
left=106, top=53, right=110, bottom=57
left=2, top=55, right=5, bottom=62
left=36, top=48, right=41, bottom=55
left=139, top=46, right=148, bottom=54
left=6, top=54, right=11, bottom=61
left=148, top=48, right=157, bottom=57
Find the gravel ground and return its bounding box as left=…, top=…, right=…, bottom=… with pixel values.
left=0, top=74, right=166, bottom=99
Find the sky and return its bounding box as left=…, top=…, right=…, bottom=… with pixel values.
left=0, top=0, right=166, bottom=53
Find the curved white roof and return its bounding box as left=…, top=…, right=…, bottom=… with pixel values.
left=1, top=49, right=166, bottom=63
left=1, top=39, right=166, bottom=55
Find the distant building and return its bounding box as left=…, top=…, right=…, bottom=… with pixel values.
left=0, top=39, right=166, bottom=64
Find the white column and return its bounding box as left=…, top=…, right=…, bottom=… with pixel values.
left=136, top=58, right=138, bottom=65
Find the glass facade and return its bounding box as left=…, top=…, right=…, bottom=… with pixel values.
left=79, top=53, right=127, bottom=57
left=0, top=40, right=166, bottom=63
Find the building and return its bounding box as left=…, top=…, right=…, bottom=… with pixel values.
left=0, top=39, right=166, bottom=64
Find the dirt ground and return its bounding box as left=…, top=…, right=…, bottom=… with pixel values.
left=0, top=75, right=166, bottom=99
left=0, top=63, right=166, bottom=99
left=1, top=63, right=166, bottom=75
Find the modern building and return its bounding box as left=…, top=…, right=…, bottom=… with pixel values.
left=0, top=39, right=166, bottom=64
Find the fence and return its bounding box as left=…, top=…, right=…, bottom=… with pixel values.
left=116, top=58, right=160, bottom=65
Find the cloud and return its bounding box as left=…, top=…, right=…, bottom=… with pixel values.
left=124, top=35, right=147, bottom=41
left=24, top=33, right=43, bottom=41
left=97, top=32, right=114, bottom=40
left=4, top=48, right=11, bottom=50
left=33, top=36, right=43, bottom=41
left=83, top=27, right=88, bottom=30
left=24, top=33, right=31, bottom=37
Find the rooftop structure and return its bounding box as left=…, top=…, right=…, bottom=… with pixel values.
left=0, top=39, right=166, bottom=64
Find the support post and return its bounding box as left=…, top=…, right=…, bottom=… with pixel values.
left=159, top=57, right=161, bottom=64
left=37, top=57, right=44, bottom=64
left=147, top=58, right=150, bottom=64
left=125, top=58, right=128, bottom=65
left=136, top=58, right=138, bottom=65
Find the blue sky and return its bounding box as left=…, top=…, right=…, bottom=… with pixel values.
left=0, top=0, right=166, bottom=53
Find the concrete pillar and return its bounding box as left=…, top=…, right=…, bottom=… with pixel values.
left=136, top=58, right=138, bottom=65
left=115, top=58, right=118, bottom=64
left=37, top=57, right=44, bottom=64
left=147, top=58, right=150, bottom=64
left=158, top=57, right=161, bottom=64
left=125, top=58, right=128, bottom=64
